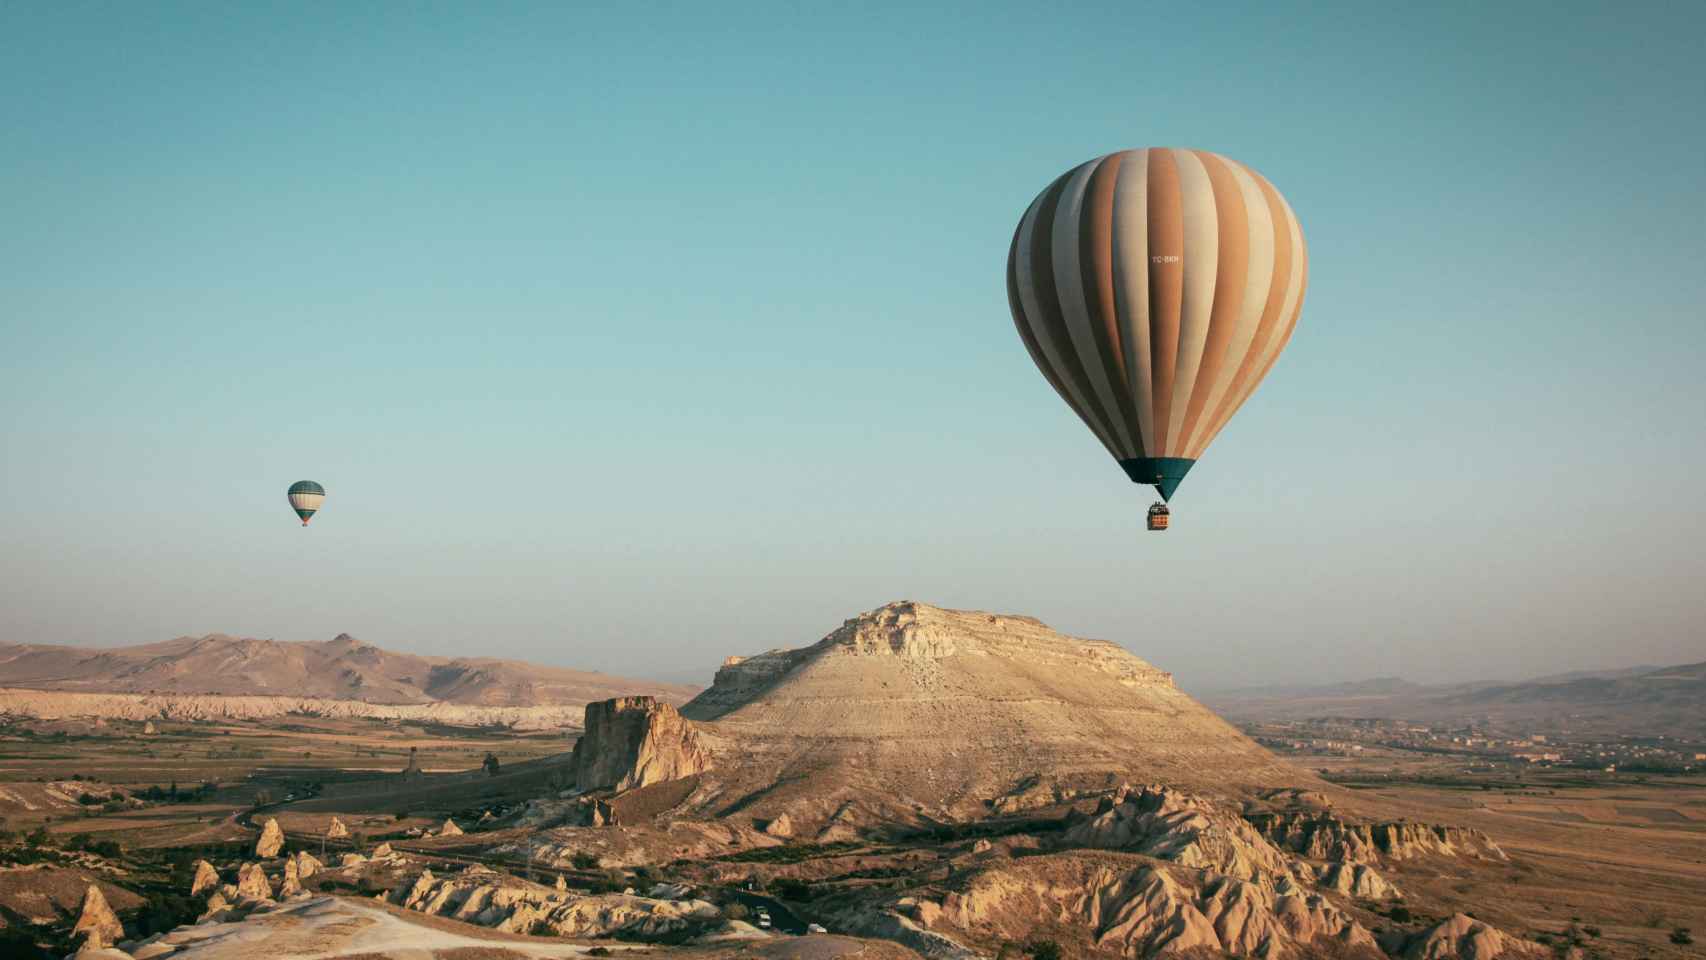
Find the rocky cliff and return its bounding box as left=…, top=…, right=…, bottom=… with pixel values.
left=571, top=696, right=712, bottom=792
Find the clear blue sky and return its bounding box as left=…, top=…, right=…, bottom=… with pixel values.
left=3, top=2, right=1702, bottom=689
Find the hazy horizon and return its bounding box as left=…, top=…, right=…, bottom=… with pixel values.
left=4, top=3, right=1703, bottom=693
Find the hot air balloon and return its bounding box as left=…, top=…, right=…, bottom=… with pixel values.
left=287, top=480, right=325, bottom=526
left=1006, top=148, right=1307, bottom=530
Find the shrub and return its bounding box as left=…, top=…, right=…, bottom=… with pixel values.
left=1026, top=940, right=1062, bottom=960
left=570, top=851, right=599, bottom=870
left=1672, top=928, right=1694, bottom=946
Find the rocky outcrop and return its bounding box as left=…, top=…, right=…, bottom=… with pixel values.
left=291, top=850, right=322, bottom=880
left=572, top=696, right=711, bottom=791
left=439, top=817, right=463, bottom=836
left=327, top=816, right=350, bottom=839
left=1059, top=786, right=1294, bottom=884
left=909, top=856, right=1376, bottom=959
left=672, top=602, right=1305, bottom=831
left=279, top=857, right=304, bottom=897
left=395, top=865, right=723, bottom=940
left=255, top=817, right=284, bottom=858
left=235, top=862, right=273, bottom=901
left=72, top=884, right=124, bottom=948
left=1318, top=862, right=1399, bottom=900
left=189, top=860, right=220, bottom=896
left=1247, top=811, right=1506, bottom=865
left=1399, top=913, right=1547, bottom=960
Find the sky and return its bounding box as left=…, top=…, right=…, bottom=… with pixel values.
left=2, top=2, right=1703, bottom=691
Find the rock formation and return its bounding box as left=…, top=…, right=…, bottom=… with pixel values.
left=71, top=884, right=124, bottom=948
left=401, top=746, right=424, bottom=779
left=326, top=816, right=349, bottom=839
left=1247, top=810, right=1506, bottom=865
left=279, top=857, right=304, bottom=897
left=674, top=602, right=1307, bottom=835
left=236, top=862, right=273, bottom=901
left=572, top=696, right=711, bottom=791
left=291, top=850, right=322, bottom=880
left=396, top=866, right=723, bottom=940
left=141, top=720, right=156, bottom=735
left=1058, top=785, right=1295, bottom=882
left=255, top=817, right=284, bottom=858
left=189, top=859, right=220, bottom=897
left=857, top=855, right=1375, bottom=960
left=1400, top=913, right=1547, bottom=960
left=439, top=817, right=463, bottom=836
left=1318, top=861, right=1399, bottom=900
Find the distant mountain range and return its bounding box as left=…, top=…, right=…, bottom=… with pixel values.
left=0, top=632, right=698, bottom=707
left=1200, top=661, right=1706, bottom=736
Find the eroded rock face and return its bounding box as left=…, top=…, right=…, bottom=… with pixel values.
left=1247, top=810, right=1506, bottom=865
left=292, top=850, right=323, bottom=880
left=255, top=817, right=284, bottom=858
left=72, top=884, right=124, bottom=948
left=1059, top=785, right=1294, bottom=884
left=911, top=856, right=1375, bottom=960
left=1401, top=913, right=1547, bottom=960
left=279, top=857, right=304, bottom=897
left=236, top=862, right=273, bottom=901
left=327, top=816, right=349, bottom=839
left=189, top=860, right=220, bottom=897
left=1318, top=862, right=1399, bottom=900
left=396, top=866, right=723, bottom=940
left=572, top=696, right=711, bottom=792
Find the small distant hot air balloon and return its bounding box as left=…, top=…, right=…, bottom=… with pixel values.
left=287, top=481, right=325, bottom=527
left=1006, top=148, right=1308, bottom=530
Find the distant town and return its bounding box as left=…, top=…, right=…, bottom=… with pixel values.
left=1242, top=715, right=1706, bottom=775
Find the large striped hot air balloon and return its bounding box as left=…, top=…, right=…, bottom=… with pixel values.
left=287, top=480, right=325, bottom=526
left=1006, top=148, right=1307, bottom=526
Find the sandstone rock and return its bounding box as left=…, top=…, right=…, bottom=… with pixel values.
left=72, top=884, right=124, bottom=948
left=0, top=687, right=600, bottom=731
left=142, top=720, right=157, bottom=735
left=397, top=868, right=723, bottom=940
left=439, top=817, right=463, bottom=836
left=675, top=602, right=1303, bottom=833
left=1319, top=861, right=1399, bottom=900
left=921, top=854, right=1375, bottom=960
left=255, top=817, right=284, bottom=858
left=292, top=850, right=323, bottom=880
left=1058, top=785, right=1293, bottom=883
left=1403, top=913, right=1547, bottom=960
left=189, top=859, right=220, bottom=897
left=327, top=816, right=350, bottom=839
left=572, top=696, right=711, bottom=791
left=372, top=843, right=395, bottom=859
left=236, top=862, right=273, bottom=901
left=1247, top=810, right=1506, bottom=865
left=762, top=813, right=794, bottom=838
left=198, top=889, right=238, bottom=923
left=554, top=876, right=568, bottom=892
left=339, top=853, right=367, bottom=867
left=279, top=858, right=304, bottom=898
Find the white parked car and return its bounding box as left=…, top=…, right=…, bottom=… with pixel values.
left=807, top=923, right=828, bottom=934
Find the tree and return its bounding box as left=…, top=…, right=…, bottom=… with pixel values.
left=1026, top=940, right=1062, bottom=960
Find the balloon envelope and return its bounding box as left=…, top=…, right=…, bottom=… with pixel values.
left=1006, top=148, right=1307, bottom=501
left=287, top=480, right=325, bottom=526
